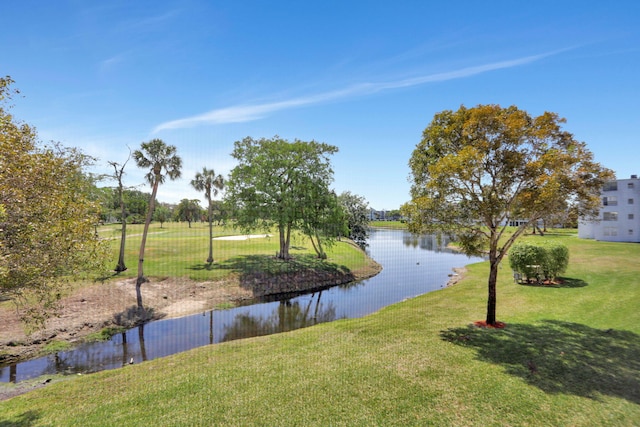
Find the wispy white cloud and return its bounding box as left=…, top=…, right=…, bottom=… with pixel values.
left=153, top=51, right=560, bottom=133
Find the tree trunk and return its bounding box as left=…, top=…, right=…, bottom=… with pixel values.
left=278, top=224, right=286, bottom=259
left=486, top=257, right=499, bottom=326
left=115, top=193, right=127, bottom=272
left=314, top=231, right=326, bottom=259
left=285, top=224, right=291, bottom=259
left=277, top=223, right=292, bottom=259
left=207, top=195, right=214, bottom=264
left=115, top=219, right=128, bottom=272
left=308, top=233, right=321, bottom=258
left=136, top=179, right=158, bottom=308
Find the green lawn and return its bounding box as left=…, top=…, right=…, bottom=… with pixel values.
left=370, top=220, right=407, bottom=229
left=97, top=222, right=371, bottom=281
left=2, top=231, right=639, bottom=426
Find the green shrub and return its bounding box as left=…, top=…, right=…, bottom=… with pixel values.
left=509, top=241, right=569, bottom=282
left=508, top=243, right=547, bottom=281
left=541, top=242, right=569, bottom=280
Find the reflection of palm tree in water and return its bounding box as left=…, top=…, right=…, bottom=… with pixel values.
left=120, top=332, right=129, bottom=366
left=138, top=325, right=147, bottom=362
left=209, top=310, right=214, bottom=345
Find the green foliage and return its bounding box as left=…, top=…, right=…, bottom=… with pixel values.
left=174, top=199, right=202, bottom=227
left=152, top=204, right=172, bottom=227
left=225, top=136, right=339, bottom=260
left=0, top=77, right=108, bottom=329
left=509, top=241, right=569, bottom=282
left=508, top=243, right=547, bottom=281
left=542, top=242, right=569, bottom=280
left=338, top=191, right=370, bottom=248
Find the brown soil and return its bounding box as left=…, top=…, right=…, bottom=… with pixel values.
left=0, top=276, right=254, bottom=365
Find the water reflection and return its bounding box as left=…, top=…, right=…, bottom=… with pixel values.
left=1, top=229, right=484, bottom=383
left=222, top=292, right=336, bottom=341
left=402, top=233, right=457, bottom=253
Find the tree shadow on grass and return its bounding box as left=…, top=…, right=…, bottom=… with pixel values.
left=441, top=320, right=640, bottom=404
left=0, top=410, right=40, bottom=426
left=189, top=254, right=355, bottom=297
left=518, top=277, right=588, bottom=289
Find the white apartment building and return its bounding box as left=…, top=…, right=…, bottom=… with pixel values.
left=578, top=175, right=640, bottom=242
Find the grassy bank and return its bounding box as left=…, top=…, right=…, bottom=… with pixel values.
left=1, top=232, right=639, bottom=425
left=97, top=222, right=373, bottom=282
left=370, top=220, right=406, bottom=229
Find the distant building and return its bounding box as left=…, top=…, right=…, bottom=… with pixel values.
left=578, top=175, right=640, bottom=242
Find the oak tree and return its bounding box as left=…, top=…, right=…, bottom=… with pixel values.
left=226, top=136, right=338, bottom=260
left=404, top=104, right=612, bottom=325
left=175, top=198, right=202, bottom=228
left=338, top=191, right=370, bottom=248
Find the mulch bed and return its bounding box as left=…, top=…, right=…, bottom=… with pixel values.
left=473, top=320, right=506, bottom=329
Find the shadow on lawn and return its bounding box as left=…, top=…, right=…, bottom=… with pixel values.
left=189, top=254, right=355, bottom=297
left=0, top=410, right=40, bottom=426
left=441, top=320, right=640, bottom=404
left=518, top=277, right=588, bottom=289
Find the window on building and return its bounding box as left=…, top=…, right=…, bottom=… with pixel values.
left=629, top=229, right=634, bottom=235
left=603, top=196, right=617, bottom=206
left=628, top=182, right=634, bottom=189
left=603, top=227, right=618, bottom=236
left=630, top=214, right=635, bottom=220
left=603, top=212, right=618, bottom=221
left=603, top=181, right=618, bottom=191
left=629, top=198, right=634, bottom=205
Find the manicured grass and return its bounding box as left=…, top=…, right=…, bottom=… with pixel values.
left=2, top=232, right=639, bottom=425
left=98, top=222, right=370, bottom=281
left=370, top=220, right=407, bottom=229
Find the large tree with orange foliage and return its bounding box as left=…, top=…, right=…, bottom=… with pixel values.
left=403, top=104, right=612, bottom=325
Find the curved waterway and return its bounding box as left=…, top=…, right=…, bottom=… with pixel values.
left=0, top=228, right=484, bottom=383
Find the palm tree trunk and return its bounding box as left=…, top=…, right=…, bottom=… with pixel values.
left=136, top=179, right=159, bottom=308
left=207, top=195, right=213, bottom=264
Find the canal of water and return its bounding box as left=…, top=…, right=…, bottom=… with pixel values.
left=0, top=228, right=484, bottom=382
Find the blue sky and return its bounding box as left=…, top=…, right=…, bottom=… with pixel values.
left=3, top=1, right=639, bottom=210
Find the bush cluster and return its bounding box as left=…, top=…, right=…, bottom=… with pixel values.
left=508, top=241, right=569, bottom=283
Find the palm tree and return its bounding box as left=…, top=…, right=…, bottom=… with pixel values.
left=191, top=167, right=224, bottom=264
left=133, top=139, right=182, bottom=308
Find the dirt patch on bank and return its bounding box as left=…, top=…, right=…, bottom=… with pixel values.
left=0, top=257, right=381, bottom=367
left=445, top=267, right=467, bottom=287
left=0, top=276, right=253, bottom=366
